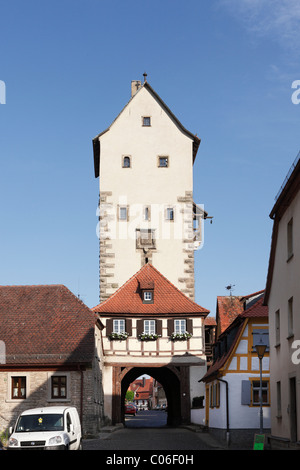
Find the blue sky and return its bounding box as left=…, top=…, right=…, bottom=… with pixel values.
left=0, top=0, right=300, bottom=317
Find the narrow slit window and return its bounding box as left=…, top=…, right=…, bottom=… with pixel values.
left=287, top=218, right=293, bottom=259
left=166, top=207, right=174, bottom=221
left=118, top=206, right=128, bottom=220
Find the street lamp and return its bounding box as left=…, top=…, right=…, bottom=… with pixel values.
left=255, top=340, right=267, bottom=434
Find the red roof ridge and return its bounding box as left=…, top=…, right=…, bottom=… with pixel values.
left=92, top=263, right=209, bottom=314
left=1, top=284, right=97, bottom=316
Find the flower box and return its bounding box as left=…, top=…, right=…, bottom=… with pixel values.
left=138, top=333, right=161, bottom=341
left=170, top=332, right=192, bottom=341
left=108, top=332, right=129, bottom=341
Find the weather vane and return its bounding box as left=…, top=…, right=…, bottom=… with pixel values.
left=225, top=284, right=235, bottom=296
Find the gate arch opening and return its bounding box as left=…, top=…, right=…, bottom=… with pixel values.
left=121, top=366, right=182, bottom=427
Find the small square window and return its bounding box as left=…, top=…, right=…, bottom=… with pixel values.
left=143, top=291, right=153, bottom=303
left=51, top=376, right=67, bottom=399
left=158, top=156, right=169, bottom=167
left=143, top=116, right=151, bottom=126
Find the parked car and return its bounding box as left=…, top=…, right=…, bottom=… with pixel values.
left=125, top=404, right=136, bottom=416
left=128, top=402, right=138, bottom=413
left=7, top=406, right=82, bottom=450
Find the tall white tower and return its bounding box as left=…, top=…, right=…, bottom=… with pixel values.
left=93, top=78, right=204, bottom=302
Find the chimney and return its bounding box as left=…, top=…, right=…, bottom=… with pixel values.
left=131, top=80, right=142, bottom=97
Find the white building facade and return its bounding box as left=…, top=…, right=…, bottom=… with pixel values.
left=199, top=295, right=270, bottom=447
left=264, top=154, right=300, bottom=448
left=93, top=79, right=204, bottom=302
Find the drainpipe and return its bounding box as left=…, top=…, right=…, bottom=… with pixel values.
left=217, top=378, right=230, bottom=447
left=78, top=365, right=84, bottom=425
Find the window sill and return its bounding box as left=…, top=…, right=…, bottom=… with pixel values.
left=47, top=398, right=70, bottom=403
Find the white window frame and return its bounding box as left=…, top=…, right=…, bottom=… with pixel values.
left=113, top=319, right=125, bottom=334
left=166, top=207, right=174, bottom=221
left=251, top=379, right=270, bottom=405
left=144, top=320, right=156, bottom=335
left=174, top=319, right=186, bottom=334
left=144, top=291, right=153, bottom=302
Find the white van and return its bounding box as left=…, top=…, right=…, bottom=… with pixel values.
left=8, top=406, right=82, bottom=450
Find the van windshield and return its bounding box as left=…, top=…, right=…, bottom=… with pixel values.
left=15, top=414, right=64, bottom=432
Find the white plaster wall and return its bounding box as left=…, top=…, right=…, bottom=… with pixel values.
left=268, top=189, right=300, bottom=439
left=98, top=85, right=195, bottom=294
left=207, top=375, right=271, bottom=430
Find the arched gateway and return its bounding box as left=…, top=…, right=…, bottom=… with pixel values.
left=93, top=264, right=209, bottom=426
left=120, top=366, right=183, bottom=426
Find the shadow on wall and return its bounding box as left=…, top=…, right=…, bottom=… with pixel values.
left=0, top=330, right=104, bottom=437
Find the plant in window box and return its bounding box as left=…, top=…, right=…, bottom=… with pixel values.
left=138, top=332, right=161, bottom=341
left=108, top=332, right=129, bottom=341
left=170, top=331, right=192, bottom=341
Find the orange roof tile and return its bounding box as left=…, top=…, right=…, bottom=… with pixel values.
left=93, top=263, right=209, bottom=317
left=202, top=297, right=268, bottom=382
left=216, top=296, right=244, bottom=335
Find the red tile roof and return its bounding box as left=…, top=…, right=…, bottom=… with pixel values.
left=92, top=263, right=209, bottom=317
left=0, top=284, right=98, bottom=366
left=204, top=316, right=216, bottom=326
left=216, top=296, right=244, bottom=335
left=240, top=297, right=268, bottom=318
left=129, top=377, right=154, bottom=398
left=201, top=297, right=268, bottom=382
